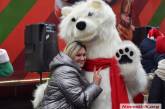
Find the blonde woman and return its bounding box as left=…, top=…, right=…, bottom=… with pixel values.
left=37, top=41, right=102, bottom=109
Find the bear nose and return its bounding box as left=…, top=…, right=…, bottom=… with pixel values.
left=76, top=21, right=86, bottom=31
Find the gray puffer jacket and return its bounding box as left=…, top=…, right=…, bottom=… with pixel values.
left=40, top=52, right=102, bottom=109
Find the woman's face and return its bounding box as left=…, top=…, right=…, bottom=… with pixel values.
left=73, top=47, right=86, bottom=68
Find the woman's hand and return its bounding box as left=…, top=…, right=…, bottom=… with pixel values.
left=93, top=66, right=102, bottom=86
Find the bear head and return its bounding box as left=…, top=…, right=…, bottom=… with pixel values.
left=59, top=0, right=120, bottom=44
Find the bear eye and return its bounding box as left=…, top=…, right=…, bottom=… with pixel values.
left=71, top=18, right=76, bottom=22
left=88, top=12, right=94, bottom=16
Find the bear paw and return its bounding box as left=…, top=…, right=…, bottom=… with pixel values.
left=116, top=47, right=134, bottom=64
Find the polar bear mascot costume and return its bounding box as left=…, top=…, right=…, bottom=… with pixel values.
left=32, top=0, right=147, bottom=109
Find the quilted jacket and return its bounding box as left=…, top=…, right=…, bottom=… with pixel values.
left=40, top=52, right=102, bottom=109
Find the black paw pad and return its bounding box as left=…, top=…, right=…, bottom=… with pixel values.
left=116, top=47, right=134, bottom=64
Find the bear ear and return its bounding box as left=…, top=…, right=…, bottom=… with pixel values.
left=88, top=0, right=103, bottom=10
left=61, top=7, right=73, bottom=18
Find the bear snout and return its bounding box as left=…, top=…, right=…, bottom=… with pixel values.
left=76, top=21, right=86, bottom=31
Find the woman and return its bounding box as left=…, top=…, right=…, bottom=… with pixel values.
left=148, top=59, right=165, bottom=108
left=40, top=41, right=102, bottom=109
left=117, top=0, right=135, bottom=40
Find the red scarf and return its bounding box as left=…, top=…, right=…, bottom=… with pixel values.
left=84, top=57, right=129, bottom=109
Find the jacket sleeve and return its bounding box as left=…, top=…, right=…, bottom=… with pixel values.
left=53, top=66, right=102, bottom=108
left=148, top=75, right=163, bottom=103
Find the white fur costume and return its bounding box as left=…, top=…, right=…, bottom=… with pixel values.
left=32, top=0, right=147, bottom=109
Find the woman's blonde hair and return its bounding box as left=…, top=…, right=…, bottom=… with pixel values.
left=63, top=41, right=86, bottom=59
